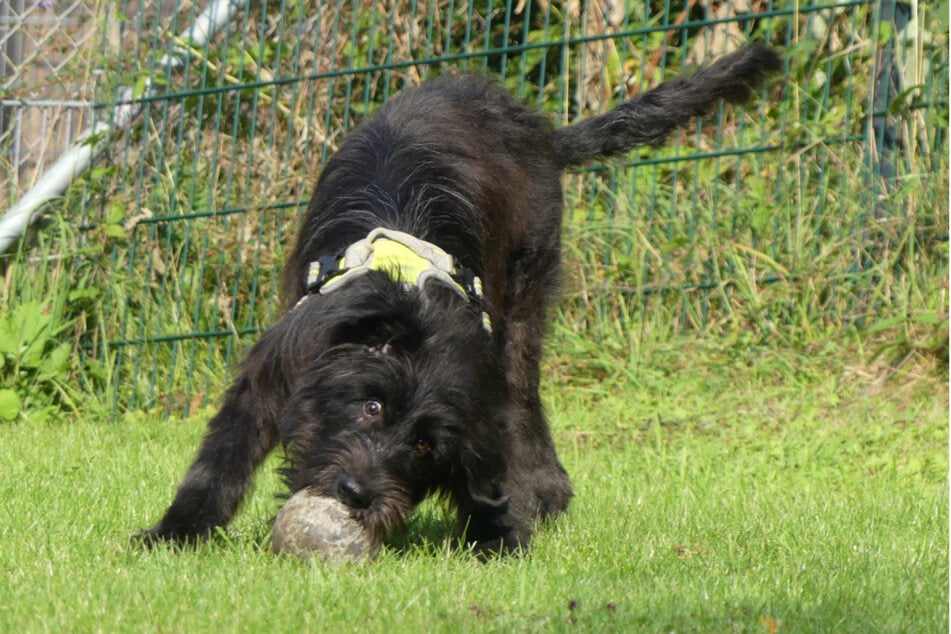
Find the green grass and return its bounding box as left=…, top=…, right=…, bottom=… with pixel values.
left=0, top=338, right=945, bottom=633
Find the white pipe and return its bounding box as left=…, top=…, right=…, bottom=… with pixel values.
left=0, top=0, right=247, bottom=253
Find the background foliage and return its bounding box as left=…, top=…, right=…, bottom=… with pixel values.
left=0, top=0, right=947, bottom=420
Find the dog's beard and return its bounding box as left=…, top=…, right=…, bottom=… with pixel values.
left=284, top=433, right=421, bottom=542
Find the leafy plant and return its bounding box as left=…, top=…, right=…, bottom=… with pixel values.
left=0, top=299, right=80, bottom=422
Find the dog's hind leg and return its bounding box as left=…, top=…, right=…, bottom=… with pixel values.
left=136, top=375, right=277, bottom=545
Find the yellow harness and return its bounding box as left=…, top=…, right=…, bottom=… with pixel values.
left=298, top=228, right=491, bottom=332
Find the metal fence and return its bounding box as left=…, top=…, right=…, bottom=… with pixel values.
left=1, top=0, right=98, bottom=194
left=2, top=0, right=947, bottom=416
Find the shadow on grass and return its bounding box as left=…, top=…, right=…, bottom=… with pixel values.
left=383, top=503, right=464, bottom=557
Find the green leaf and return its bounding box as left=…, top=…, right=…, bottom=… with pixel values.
left=751, top=206, right=773, bottom=235
left=9, top=301, right=49, bottom=344
left=37, top=343, right=71, bottom=380
left=0, top=389, right=20, bottom=421
left=7, top=302, right=53, bottom=368
left=68, top=287, right=101, bottom=302
left=0, top=319, right=15, bottom=356
left=911, top=313, right=943, bottom=326
left=868, top=315, right=906, bottom=334
left=888, top=85, right=925, bottom=115
left=88, top=166, right=110, bottom=181
left=106, top=200, right=125, bottom=225
left=877, top=21, right=894, bottom=45
left=132, top=74, right=151, bottom=99
left=936, top=0, right=949, bottom=32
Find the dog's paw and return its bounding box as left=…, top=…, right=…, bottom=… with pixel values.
left=468, top=533, right=527, bottom=560
left=464, top=519, right=531, bottom=559
left=132, top=526, right=174, bottom=549
left=132, top=522, right=211, bottom=549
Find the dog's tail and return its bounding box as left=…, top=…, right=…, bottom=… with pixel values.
left=551, top=45, right=782, bottom=169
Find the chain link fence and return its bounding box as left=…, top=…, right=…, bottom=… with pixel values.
left=2, top=0, right=100, bottom=192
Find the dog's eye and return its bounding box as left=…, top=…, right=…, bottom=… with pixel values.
left=414, top=438, right=431, bottom=454
left=363, top=400, right=384, bottom=418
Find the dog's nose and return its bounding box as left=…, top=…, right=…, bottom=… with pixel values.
left=337, top=475, right=373, bottom=509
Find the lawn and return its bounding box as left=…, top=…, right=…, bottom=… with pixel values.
left=0, top=337, right=945, bottom=633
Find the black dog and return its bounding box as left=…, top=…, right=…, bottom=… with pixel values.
left=139, top=45, right=781, bottom=554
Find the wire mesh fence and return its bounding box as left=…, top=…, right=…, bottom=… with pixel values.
left=1, top=0, right=102, bottom=194
left=1, top=0, right=947, bottom=418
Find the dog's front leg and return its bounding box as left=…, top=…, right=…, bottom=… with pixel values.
left=452, top=443, right=534, bottom=557
left=137, top=375, right=277, bottom=545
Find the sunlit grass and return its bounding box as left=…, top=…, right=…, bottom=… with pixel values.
left=0, top=339, right=945, bottom=632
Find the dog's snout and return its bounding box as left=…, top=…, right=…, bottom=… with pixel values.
left=337, top=475, right=374, bottom=509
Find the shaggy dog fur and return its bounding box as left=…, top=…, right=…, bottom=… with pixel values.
left=138, top=45, right=781, bottom=555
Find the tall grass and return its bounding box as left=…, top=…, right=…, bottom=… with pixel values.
left=0, top=0, right=947, bottom=422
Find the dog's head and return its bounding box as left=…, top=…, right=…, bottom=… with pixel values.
left=269, top=272, right=510, bottom=541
